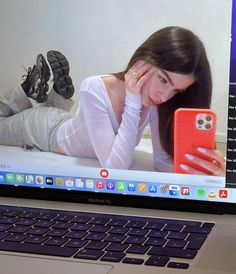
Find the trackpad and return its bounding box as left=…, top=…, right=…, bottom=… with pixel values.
left=195, top=224, right=236, bottom=272
left=0, top=253, right=112, bottom=274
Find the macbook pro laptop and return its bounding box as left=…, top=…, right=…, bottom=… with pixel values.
left=0, top=0, right=236, bottom=273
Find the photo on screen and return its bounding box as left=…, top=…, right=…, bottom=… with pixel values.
left=0, top=0, right=233, bottom=192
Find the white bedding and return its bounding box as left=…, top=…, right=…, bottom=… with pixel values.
left=0, top=139, right=155, bottom=172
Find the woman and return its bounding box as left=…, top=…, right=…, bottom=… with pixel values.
left=0, top=26, right=226, bottom=176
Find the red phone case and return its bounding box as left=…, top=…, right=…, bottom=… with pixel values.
left=173, top=108, right=216, bottom=174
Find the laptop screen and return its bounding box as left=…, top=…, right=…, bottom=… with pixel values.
left=0, top=0, right=235, bottom=209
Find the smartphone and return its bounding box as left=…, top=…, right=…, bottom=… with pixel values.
left=173, top=108, right=216, bottom=174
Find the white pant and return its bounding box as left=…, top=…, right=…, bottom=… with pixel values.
left=0, top=87, right=73, bottom=152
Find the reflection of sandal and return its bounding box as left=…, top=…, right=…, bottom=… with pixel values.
left=47, top=50, right=74, bottom=99
left=21, top=54, right=51, bottom=103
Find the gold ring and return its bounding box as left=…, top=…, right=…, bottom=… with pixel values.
left=129, top=69, right=139, bottom=80
left=212, top=159, right=217, bottom=165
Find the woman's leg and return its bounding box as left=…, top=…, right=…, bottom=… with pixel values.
left=21, top=54, right=51, bottom=103
left=0, top=86, right=32, bottom=117
left=41, top=51, right=75, bottom=112
left=47, top=50, right=74, bottom=99
left=0, top=51, right=73, bottom=151
left=0, top=106, right=70, bottom=152
left=42, top=89, right=74, bottom=112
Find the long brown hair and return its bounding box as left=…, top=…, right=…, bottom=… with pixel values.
left=114, top=26, right=212, bottom=157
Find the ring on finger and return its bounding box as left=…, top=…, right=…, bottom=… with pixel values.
left=129, top=69, right=139, bottom=80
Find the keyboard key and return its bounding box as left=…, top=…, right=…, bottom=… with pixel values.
left=72, top=216, right=93, bottom=223
left=4, top=234, right=29, bottom=242
left=53, top=215, right=74, bottom=222
left=27, top=227, right=49, bottom=235
left=85, top=241, right=108, bottom=250
left=105, top=243, right=129, bottom=252
left=165, top=239, right=187, bottom=249
left=108, top=227, right=130, bottom=234
left=2, top=210, right=22, bottom=217
left=46, top=229, right=68, bottom=237
left=65, top=230, right=87, bottom=239
left=64, top=239, right=88, bottom=248
left=44, top=237, right=68, bottom=246
left=167, top=232, right=187, bottom=240
left=25, top=235, right=49, bottom=244
left=0, top=223, right=12, bottom=232
left=202, top=222, right=215, bottom=228
left=84, top=232, right=106, bottom=241
left=163, top=224, right=184, bottom=232
left=145, top=237, right=167, bottom=247
left=52, top=222, right=73, bottom=230
left=0, top=232, right=9, bottom=240
left=124, top=236, right=146, bottom=245
left=148, top=247, right=197, bottom=259
left=0, top=209, right=6, bottom=215
left=126, top=244, right=149, bottom=254
left=183, top=226, right=212, bottom=234
left=34, top=220, right=55, bottom=228
left=16, top=219, right=37, bottom=226
left=147, top=230, right=168, bottom=238
left=123, top=257, right=144, bottom=265
left=127, top=228, right=148, bottom=236
left=126, top=221, right=146, bottom=228
left=19, top=212, right=39, bottom=219
left=8, top=225, right=31, bottom=234
left=104, top=234, right=127, bottom=243
left=101, top=251, right=125, bottom=262
left=108, top=219, right=128, bottom=227
left=74, top=249, right=104, bottom=260
left=0, top=241, right=77, bottom=257
left=36, top=213, right=58, bottom=220
left=89, top=218, right=110, bottom=225
left=89, top=225, right=111, bottom=233
left=145, top=255, right=169, bottom=267
left=167, top=261, right=189, bottom=269
left=186, top=234, right=207, bottom=250
left=71, top=223, right=92, bottom=231
left=0, top=217, right=17, bottom=224
left=145, top=222, right=164, bottom=230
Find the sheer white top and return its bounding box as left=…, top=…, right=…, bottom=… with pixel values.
left=56, top=75, right=172, bottom=172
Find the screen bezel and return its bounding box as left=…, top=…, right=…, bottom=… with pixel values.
left=0, top=183, right=235, bottom=215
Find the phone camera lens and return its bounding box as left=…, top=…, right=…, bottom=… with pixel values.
left=197, top=119, right=204, bottom=125
left=205, top=124, right=211, bottom=130
left=206, top=115, right=212, bottom=121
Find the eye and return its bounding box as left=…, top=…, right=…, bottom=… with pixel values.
left=158, top=75, right=168, bottom=85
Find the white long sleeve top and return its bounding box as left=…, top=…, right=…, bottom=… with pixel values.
left=56, top=75, right=173, bottom=172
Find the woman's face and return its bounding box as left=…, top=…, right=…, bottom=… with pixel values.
left=141, top=67, right=196, bottom=107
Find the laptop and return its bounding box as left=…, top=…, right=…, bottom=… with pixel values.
left=0, top=0, right=235, bottom=273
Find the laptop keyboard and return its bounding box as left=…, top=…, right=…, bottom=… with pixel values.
left=0, top=205, right=214, bottom=269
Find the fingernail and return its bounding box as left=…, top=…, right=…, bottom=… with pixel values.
left=180, top=164, right=189, bottom=170
left=197, top=147, right=207, bottom=154
left=185, top=153, right=194, bottom=160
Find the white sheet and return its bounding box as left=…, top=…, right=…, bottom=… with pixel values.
left=0, top=138, right=155, bottom=172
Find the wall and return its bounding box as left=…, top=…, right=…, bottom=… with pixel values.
left=0, top=0, right=232, bottom=141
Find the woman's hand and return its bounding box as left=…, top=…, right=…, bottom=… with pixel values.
left=124, top=60, right=153, bottom=95
left=179, top=147, right=226, bottom=176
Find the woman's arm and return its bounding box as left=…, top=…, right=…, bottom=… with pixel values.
left=81, top=61, right=154, bottom=169
left=80, top=85, right=142, bottom=169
